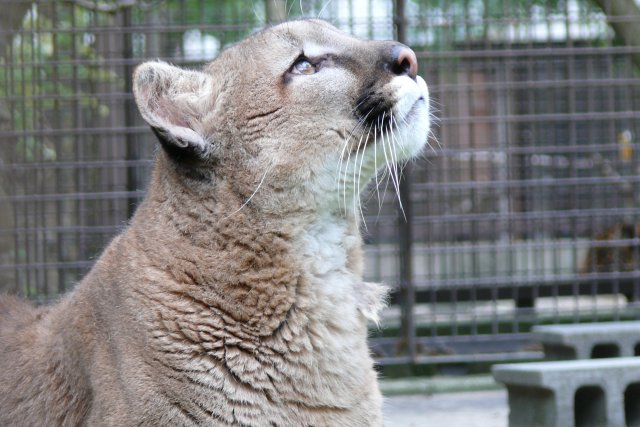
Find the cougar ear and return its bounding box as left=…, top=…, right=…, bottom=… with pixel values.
left=133, top=61, right=215, bottom=158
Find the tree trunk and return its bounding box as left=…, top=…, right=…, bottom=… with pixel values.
left=592, top=0, right=640, bottom=69
left=0, top=1, right=31, bottom=54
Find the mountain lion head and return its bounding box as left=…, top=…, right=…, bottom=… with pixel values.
left=133, top=19, right=430, bottom=215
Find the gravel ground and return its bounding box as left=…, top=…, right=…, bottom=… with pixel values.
left=383, top=389, right=508, bottom=427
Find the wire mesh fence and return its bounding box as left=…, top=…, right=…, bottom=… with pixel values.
left=1, top=0, right=640, bottom=369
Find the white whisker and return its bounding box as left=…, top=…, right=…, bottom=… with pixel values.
left=383, top=114, right=405, bottom=218
left=349, top=94, right=372, bottom=117
left=378, top=163, right=392, bottom=216
left=342, top=133, right=357, bottom=214
left=224, top=164, right=273, bottom=219
left=337, top=107, right=375, bottom=215
left=373, top=123, right=381, bottom=208
left=252, top=1, right=265, bottom=24
left=336, top=128, right=350, bottom=182
left=351, top=133, right=365, bottom=214
left=317, top=0, right=333, bottom=19
left=287, top=0, right=296, bottom=19
left=379, top=113, right=396, bottom=198
left=355, top=128, right=370, bottom=230
left=388, top=114, right=407, bottom=220
left=385, top=116, right=400, bottom=194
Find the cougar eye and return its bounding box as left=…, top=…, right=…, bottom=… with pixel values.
left=291, top=57, right=317, bottom=75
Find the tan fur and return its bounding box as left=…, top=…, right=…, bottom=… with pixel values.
left=0, top=20, right=430, bottom=426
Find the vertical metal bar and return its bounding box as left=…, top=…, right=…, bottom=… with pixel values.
left=468, top=46, right=479, bottom=340
left=19, top=4, right=31, bottom=297
left=123, top=6, right=137, bottom=220
left=33, top=2, right=47, bottom=297
left=70, top=3, right=86, bottom=289
left=393, top=0, right=416, bottom=366
left=565, top=0, right=580, bottom=324
left=51, top=1, right=65, bottom=295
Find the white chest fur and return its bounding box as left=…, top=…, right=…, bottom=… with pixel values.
left=295, top=217, right=360, bottom=324
left=294, top=216, right=387, bottom=327
left=298, top=216, right=357, bottom=277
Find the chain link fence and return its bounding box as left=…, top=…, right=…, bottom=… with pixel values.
left=1, top=0, right=640, bottom=370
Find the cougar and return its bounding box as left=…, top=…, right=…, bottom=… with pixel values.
left=0, top=19, right=430, bottom=426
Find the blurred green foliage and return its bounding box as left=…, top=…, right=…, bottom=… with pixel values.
left=0, top=0, right=267, bottom=164
left=0, top=3, right=121, bottom=162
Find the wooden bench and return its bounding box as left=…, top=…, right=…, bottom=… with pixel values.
left=493, top=357, right=640, bottom=427
left=533, top=321, right=640, bottom=360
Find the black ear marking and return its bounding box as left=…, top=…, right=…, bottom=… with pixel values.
left=151, top=126, right=205, bottom=160
left=150, top=126, right=211, bottom=181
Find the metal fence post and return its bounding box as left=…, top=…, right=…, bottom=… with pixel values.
left=123, top=6, right=137, bottom=219
left=394, top=0, right=417, bottom=366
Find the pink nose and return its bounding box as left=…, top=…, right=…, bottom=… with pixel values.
left=392, top=45, right=418, bottom=80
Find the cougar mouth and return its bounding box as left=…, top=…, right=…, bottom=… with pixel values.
left=351, top=75, right=429, bottom=152
left=402, top=95, right=427, bottom=125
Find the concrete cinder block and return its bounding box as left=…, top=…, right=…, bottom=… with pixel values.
left=533, top=321, right=640, bottom=360
left=493, top=357, right=640, bottom=427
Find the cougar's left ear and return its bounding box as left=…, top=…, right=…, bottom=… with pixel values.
left=133, top=61, right=216, bottom=158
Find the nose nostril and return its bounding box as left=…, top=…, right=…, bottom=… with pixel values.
left=391, top=59, right=411, bottom=77
left=399, top=58, right=411, bottom=74
left=391, top=46, right=418, bottom=80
